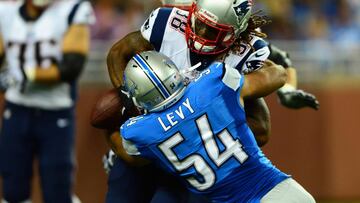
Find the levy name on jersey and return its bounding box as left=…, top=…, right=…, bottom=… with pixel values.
left=0, top=0, right=95, bottom=110
left=157, top=97, right=195, bottom=131
left=120, top=63, right=289, bottom=202
left=141, top=7, right=270, bottom=74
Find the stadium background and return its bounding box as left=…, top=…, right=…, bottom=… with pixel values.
left=1, top=0, right=360, bottom=202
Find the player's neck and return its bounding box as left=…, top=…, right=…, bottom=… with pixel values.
left=25, top=2, right=45, bottom=20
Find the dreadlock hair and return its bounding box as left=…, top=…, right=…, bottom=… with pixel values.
left=230, top=11, right=271, bottom=53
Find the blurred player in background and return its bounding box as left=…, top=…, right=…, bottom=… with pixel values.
left=113, top=50, right=315, bottom=203
left=0, top=0, right=95, bottom=202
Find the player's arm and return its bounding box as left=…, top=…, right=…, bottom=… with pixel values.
left=25, top=24, right=89, bottom=83
left=234, top=41, right=275, bottom=147
left=240, top=60, right=285, bottom=146
left=268, top=44, right=319, bottom=110
left=240, top=60, right=286, bottom=104
left=0, top=34, right=4, bottom=69
left=107, top=131, right=150, bottom=166
left=244, top=98, right=270, bottom=147
left=107, top=31, right=154, bottom=88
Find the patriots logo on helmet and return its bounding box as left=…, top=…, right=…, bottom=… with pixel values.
left=233, top=0, right=252, bottom=17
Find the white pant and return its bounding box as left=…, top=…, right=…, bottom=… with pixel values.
left=260, top=178, right=316, bottom=203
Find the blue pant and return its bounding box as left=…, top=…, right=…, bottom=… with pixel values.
left=0, top=101, right=75, bottom=203
left=105, top=157, right=209, bottom=203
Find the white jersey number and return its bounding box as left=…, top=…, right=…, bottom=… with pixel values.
left=158, top=114, right=248, bottom=191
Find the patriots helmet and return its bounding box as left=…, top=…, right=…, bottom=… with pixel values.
left=185, top=0, right=253, bottom=54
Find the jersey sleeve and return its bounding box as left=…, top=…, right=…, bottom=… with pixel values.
left=68, top=1, right=96, bottom=26
left=140, top=7, right=173, bottom=51
left=122, top=137, right=141, bottom=156
left=221, top=63, right=245, bottom=92
left=236, top=37, right=270, bottom=74
left=120, top=122, right=141, bottom=156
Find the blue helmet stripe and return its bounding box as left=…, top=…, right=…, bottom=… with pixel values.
left=133, top=54, right=171, bottom=98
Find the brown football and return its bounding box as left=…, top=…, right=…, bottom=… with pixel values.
left=90, top=88, right=139, bottom=130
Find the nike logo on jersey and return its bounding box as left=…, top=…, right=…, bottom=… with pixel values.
left=158, top=98, right=195, bottom=132
left=255, top=52, right=265, bottom=57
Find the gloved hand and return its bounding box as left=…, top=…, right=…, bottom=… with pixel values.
left=0, top=69, right=16, bottom=92
left=102, top=150, right=117, bottom=174
left=277, top=84, right=319, bottom=110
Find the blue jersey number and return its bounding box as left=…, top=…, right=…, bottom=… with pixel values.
left=158, top=114, right=248, bottom=191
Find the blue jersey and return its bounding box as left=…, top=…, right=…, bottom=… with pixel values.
left=121, top=63, right=289, bottom=202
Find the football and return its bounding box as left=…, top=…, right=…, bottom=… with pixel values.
left=90, top=88, right=139, bottom=130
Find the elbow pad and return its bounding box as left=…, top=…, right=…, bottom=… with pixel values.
left=268, top=44, right=292, bottom=68
left=58, top=53, right=86, bottom=82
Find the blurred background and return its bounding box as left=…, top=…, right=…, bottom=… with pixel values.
left=1, top=0, right=360, bottom=202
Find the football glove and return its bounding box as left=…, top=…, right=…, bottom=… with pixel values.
left=277, top=84, right=319, bottom=110
left=102, top=150, right=117, bottom=174
left=0, top=69, right=16, bottom=92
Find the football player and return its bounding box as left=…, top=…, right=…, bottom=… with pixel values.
left=160, top=0, right=319, bottom=111
left=102, top=0, right=317, bottom=202
left=0, top=0, right=95, bottom=202
left=113, top=50, right=315, bottom=203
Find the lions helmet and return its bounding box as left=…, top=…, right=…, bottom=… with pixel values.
left=161, top=0, right=195, bottom=10
left=185, top=0, right=253, bottom=54
left=124, top=51, right=186, bottom=112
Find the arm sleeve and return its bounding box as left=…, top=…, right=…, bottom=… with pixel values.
left=221, top=63, right=245, bottom=92
left=140, top=8, right=160, bottom=42
left=235, top=38, right=270, bottom=74
left=140, top=8, right=173, bottom=51
left=122, top=138, right=141, bottom=156
left=58, top=53, right=86, bottom=82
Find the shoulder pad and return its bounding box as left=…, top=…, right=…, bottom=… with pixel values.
left=141, top=7, right=173, bottom=51
left=67, top=1, right=96, bottom=25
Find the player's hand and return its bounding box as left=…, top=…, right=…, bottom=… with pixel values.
left=0, top=70, right=16, bottom=92
left=102, top=150, right=117, bottom=174
left=277, top=84, right=319, bottom=110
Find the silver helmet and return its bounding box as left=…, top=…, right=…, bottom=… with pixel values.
left=185, top=0, right=253, bottom=54
left=124, top=51, right=186, bottom=112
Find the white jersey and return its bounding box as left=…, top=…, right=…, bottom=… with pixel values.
left=0, top=0, right=95, bottom=110
left=141, top=7, right=270, bottom=74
